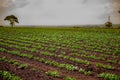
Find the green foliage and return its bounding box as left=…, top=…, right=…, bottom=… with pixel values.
left=30, top=48, right=37, bottom=52
left=19, top=64, right=28, bottom=69
left=78, top=68, right=92, bottom=75
left=45, top=70, right=59, bottom=77
left=59, top=64, right=77, bottom=71
left=64, top=76, right=76, bottom=80
left=107, top=60, right=117, bottom=64
left=4, top=15, right=19, bottom=27
left=58, top=55, right=90, bottom=65
left=0, top=56, right=7, bottom=61
left=41, top=51, right=54, bottom=56
left=0, top=48, right=7, bottom=52
left=0, top=70, right=22, bottom=80
left=96, top=63, right=114, bottom=70
left=98, top=73, right=120, bottom=80
left=20, top=53, right=33, bottom=59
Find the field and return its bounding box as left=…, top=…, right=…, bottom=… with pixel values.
left=0, top=27, right=120, bottom=80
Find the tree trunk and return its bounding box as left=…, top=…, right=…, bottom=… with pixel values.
left=10, top=22, right=15, bottom=27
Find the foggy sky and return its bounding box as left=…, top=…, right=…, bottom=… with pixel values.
left=0, top=0, right=120, bottom=25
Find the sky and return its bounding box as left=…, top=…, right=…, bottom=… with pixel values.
left=0, top=0, right=120, bottom=25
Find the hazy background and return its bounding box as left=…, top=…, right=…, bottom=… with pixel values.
left=0, top=0, right=120, bottom=25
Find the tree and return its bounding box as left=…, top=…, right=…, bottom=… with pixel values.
left=4, top=15, right=19, bottom=27
left=105, top=22, right=112, bottom=28
left=105, top=16, right=112, bottom=28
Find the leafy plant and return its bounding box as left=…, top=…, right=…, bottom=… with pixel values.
left=98, top=73, right=120, bottom=80
left=45, top=70, right=59, bottom=77
left=0, top=70, right=22, bottom=80
left=0, top=56, right=7, bottom=61
left=96, top=63, right=114, bottom=70
left=64, top=76, right=76, bottom=80
left=19, top=64, right=28, bottom=69
left=0, top=48, right=7, bottom=52
left=79, top=68, right=92, bottom=75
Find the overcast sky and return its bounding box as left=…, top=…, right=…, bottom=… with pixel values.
left=0, top=0, right=120, bottom=25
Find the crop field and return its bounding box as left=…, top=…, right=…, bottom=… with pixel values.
left=0, top=27, right=120, bottom=80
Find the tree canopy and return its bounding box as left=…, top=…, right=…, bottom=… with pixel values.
left=4, top=15, right=19, bottom=27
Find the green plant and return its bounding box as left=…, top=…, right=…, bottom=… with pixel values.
left=78, top=68, right=85, bottom=74
left=30, top=48, right=37, bottom=52
left=98, top=73, right=120, bottom=80
left=107, top=60, right=117, bottom=64
left=0, top=56, right=7, bottom=61
left=64, top=76, right=76, bottom=80
left=8, top=51, right=20, bottom=55
left=0, top=48, right=7, bottom=52
left=20, top=53, right=33, bottom=59
left=13, top=62, right=20, bottom=66
left=0, top=70, right=22, bottom=80
left=96, top=63, right=114, bottom=70
left=59, top=64, right=77, bottom=71
left=8, top=59, right=16, bottom=64
left=45, top=70, right=59, bottom=77
left=41, top=51, right=54, bottom=56
left=78, top=68, right=92, bottom=75
left=19, top=64, right=28, bottom=69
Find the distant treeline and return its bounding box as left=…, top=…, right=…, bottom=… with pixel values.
left=0, top=24, right=120, bottom=28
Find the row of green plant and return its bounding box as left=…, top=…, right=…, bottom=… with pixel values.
left=40, top=51, right=90, bottom=65
left=0, top=41, right=91, bottom=66
left=0, top=48, right=77, bottom=71
left=45, top=70, right=76, bottom=80
left=70, top=53, right=119, bottom=65
left=1, top=48, right=93, bottom=75
left=0, top=35, right=119, bottom=63
left=0, top=28, right=120, bottom=56
left=0, top=45, right=117, bottom=73
left=98, top=73, right=120, bottom=80
left=0, top=42, right=117, bottom=73
left=78, top=68, right=92, bottom=76
left=0, top=52, right=78, bottom=80
left=0, top=56, right=28, bottom=69
left=96, top=63, right=114, bottom=70
left=0, top=56, right=75, bottom=80
left=0, top=42, right=37, bottom=53
left=58, top=54, right=90, bottom=65
left=0, top=30, right=119, bottom=56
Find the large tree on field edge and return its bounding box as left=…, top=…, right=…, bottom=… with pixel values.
left=4, top=15, right=19, bottom=27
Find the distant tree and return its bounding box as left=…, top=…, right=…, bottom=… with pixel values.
left=105, top=16, right=112, bottom=28
left=119, top=9, right=120, bottom=14
left=4, top=15, right=19, bottom=27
